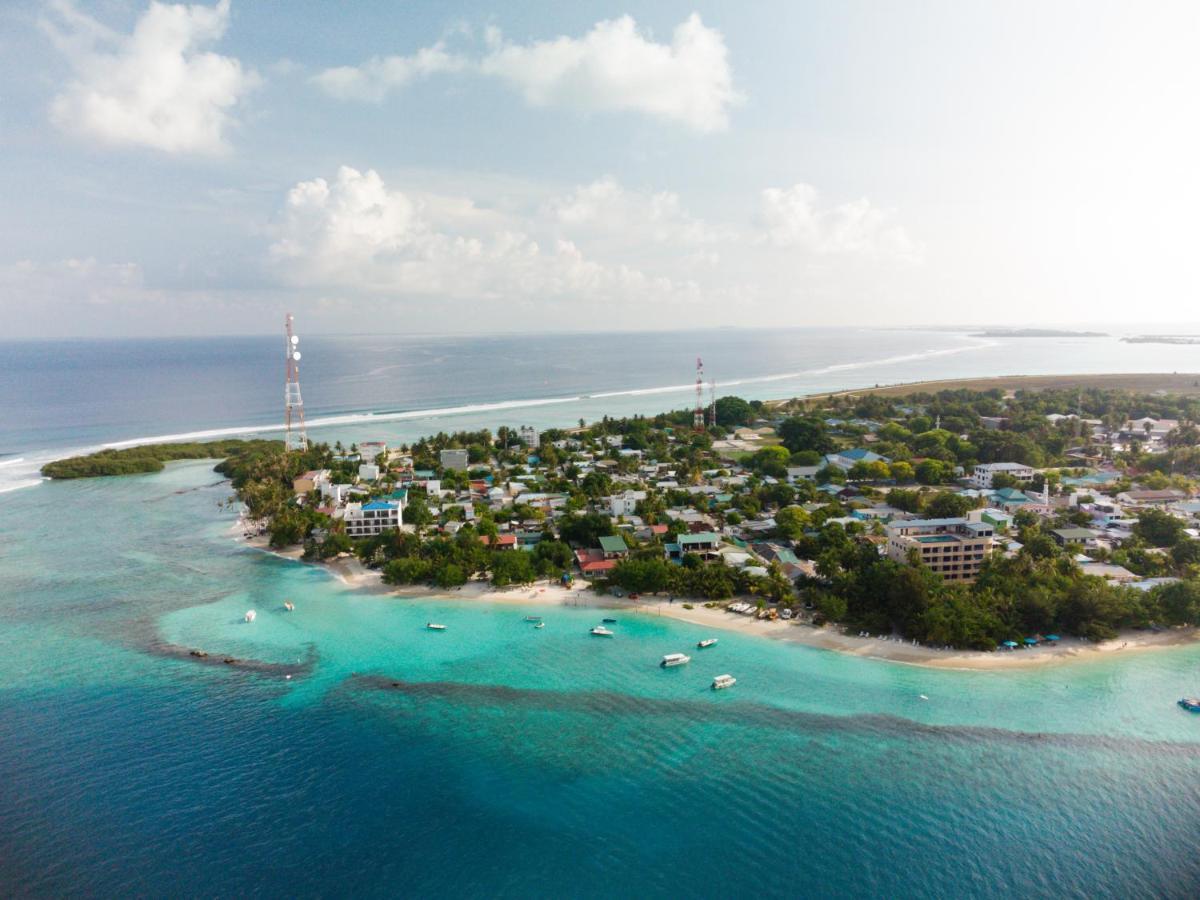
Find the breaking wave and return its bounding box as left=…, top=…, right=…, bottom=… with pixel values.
left=0, top=337, right=994, bottom=497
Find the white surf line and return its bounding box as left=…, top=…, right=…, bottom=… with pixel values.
left=3, top=335, right=995, bottom=496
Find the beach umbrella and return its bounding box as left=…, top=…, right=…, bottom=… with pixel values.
left=1023, top=637, right=1039, bottom=645
left=1002, top=640, right=1018, bottom=648
left=1044, top=634, right=1060, bottom=642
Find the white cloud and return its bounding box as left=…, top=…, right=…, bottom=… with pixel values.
left=269, top=167, right=696, bottom=305
left=313, top=14, right=739, bottom=133
left=311, top=43, right=467, bottom=102
left=0, top=257, right=146, bottom=304
left=43, top=0, right=258, bottom=155
left=480, top=14, right=738, bottom=132
left=760, top=184, right=921, bottom=261
left=547, top=177, right=723, bottom=245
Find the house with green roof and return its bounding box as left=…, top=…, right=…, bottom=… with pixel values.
left=598, top=535, right=629, bottom=559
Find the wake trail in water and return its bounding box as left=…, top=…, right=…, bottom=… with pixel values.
left=1, top=337, right=995, bottom=496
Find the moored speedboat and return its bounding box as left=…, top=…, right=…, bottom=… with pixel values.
left=697, top=638, right=718, bottom=649
left=661, top=653, right=691, bottom=668
left=590, top=626, right=614, bottom=637
left=284, top=601, right=295, bottom=612
left=523, top=615, right=542, bottom=622
left=534, top=622, right=545, bottom=629
left=244, top=610, right=256, bottom=623
left=1178, top=697, right=1200, bottom=712
left=426, top=622, right=447, bottom=631
left=711, top=674, right=736, bottom=690
left=602, top=618, right=617, bottom=624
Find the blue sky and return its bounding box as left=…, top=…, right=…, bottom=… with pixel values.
left=1, top=0, right=1198, bottom=337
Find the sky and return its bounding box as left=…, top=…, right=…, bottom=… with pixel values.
left=1, top=0, right=1199, bottom=337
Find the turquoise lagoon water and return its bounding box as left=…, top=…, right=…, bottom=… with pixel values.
left=3, top=461, right=1200, bottom=896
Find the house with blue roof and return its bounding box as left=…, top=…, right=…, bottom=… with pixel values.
left=342, top=498, right=404, bottom=538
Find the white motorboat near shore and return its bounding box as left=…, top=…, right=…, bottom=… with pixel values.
left=590, top=626, right=614, bottom=637
left=697, top=638, right=718, bottom=649
left=661, top=653, right=691, bottom=668
left=711, top=674, right=736, bottom=690
left=426, top=622, right=447, bottom=631
left=244, top=610, right=256, bottom=623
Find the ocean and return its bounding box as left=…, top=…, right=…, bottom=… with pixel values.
left=2, top=327, right=1200, bottom=897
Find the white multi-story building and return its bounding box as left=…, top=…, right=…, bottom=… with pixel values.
left=519, top=426, right=540, bottom=449
left=608, top=490, right=647, bottom=517
left=358, top=463, right=380, bottom=482
left=342, top=499, right=404, bottom=539
left=969, top=462, right=1035, bottom=489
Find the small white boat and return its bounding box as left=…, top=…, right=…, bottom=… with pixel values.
left=697, top=638, right=718, bottom=649
left=534, top=622, right=545, bottom=629
left=426, top=622, right=447, bottom=631
left=244, top=610, right=256, bottom=623
left=711, top=674, right=736, bottom=690
left=590, top=626, right=614, bottom=637
left=284, top=601, right=295, bottom=612
left=524, top=615, right=542, bottom=622
left=919, top=694, right=929, bottom=701
left=661, top=653, right=691, bottom=668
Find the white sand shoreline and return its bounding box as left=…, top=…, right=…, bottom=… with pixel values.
left=237, top=530, right=1199, bottom=671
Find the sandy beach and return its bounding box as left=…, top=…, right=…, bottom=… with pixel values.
left=240, top=532, right=1199, bottom=670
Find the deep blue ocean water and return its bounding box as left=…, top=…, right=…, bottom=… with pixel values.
left=3, top=329, right=1200, bottom=896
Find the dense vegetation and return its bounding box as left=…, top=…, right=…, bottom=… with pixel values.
left=219, top=384, right=1200, bottom=648
left=42, top=439, right=284, bottom=479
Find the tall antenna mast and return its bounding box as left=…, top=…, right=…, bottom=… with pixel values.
left=709, top=377, right=717, bottom=428
left=694, top=357, right=705, bottom=431
left=284, top=313, right=307, bottom=452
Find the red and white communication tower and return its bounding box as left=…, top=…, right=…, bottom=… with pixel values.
left=693, top=357, right=706, bottom=430
left=284, top=313, right=307, bottom=451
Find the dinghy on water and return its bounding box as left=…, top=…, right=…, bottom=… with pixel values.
left=284, top=601, right=294, bottom=612
left=426, top=622, right=447, bottom=631
left=244, top=610, right=256, bottom=623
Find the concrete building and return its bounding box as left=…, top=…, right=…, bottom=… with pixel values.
left=1050, top=527, right=1101, bottom=548
left=518, top=426, right=540, bottom=449
left=359, top=441, right=387, bottom=462
left=358, top=463, right=380, bottom=482
left=293, top=469, right=330, bottom=495
left=608, top=490, right=647, bottom=517
left=886, top=518, right=994, bottom=583
left=440, top=448, right=469, bottom=471
left=969, top=462, right=1035, bottom=489
left=342, top=499, right=403, bottom=539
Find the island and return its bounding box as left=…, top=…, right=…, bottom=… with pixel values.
left=41, top=439, right=282, bottom=479
left=969, top=328, right=1107, bottom=338
left=1121, top=335, right=1200, bottom=345
left=192, top=385, right=1200, bottom=658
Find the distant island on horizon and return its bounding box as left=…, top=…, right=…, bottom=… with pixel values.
left=970, top=328, right=1108, bottom=338
left=1122, top=335, right=1200, bottom=345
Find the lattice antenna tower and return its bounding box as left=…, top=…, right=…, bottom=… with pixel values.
left=709, top=377, right=717, bottom=429
left=694, top=357, right=706, bottom=430
left=285, top=313, right=307, bottom=452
